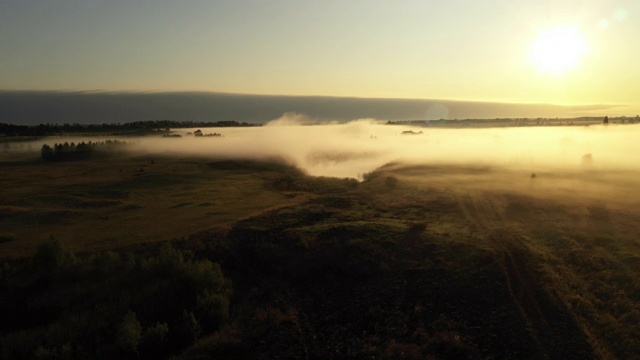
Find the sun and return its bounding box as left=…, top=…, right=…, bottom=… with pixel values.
left=530, top=26, right=588, bottom=76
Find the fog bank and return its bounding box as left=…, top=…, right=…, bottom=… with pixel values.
left=15, top=119, right=638, bottom=180
left=0, top=90, right=621, bottom=125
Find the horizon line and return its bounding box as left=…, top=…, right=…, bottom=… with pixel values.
left=0, top=88, right=622, bottom=109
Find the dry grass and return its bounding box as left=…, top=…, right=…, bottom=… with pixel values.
left=0, top=153, right=295, bottom=258
left=3, top=147, right=640, bottom=357
left=363, top=163, right=640, bottom=359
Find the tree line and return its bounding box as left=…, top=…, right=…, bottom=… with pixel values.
left=1, top=120, right=258, bottom=137
left=41, top=140, right=127, bottom=162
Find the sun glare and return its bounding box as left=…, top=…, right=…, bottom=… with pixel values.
left=530, top=26, right=588, bottom=76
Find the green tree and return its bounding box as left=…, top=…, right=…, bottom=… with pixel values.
left=116, top=311, right=142, bottom=356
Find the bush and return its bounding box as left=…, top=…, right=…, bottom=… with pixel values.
left=362, top=170, right=378, bottom=182
left=385, top=176, right=399, bottom=189
left=32, top=239, right=68, bottom=279
left=195, top=289, right=230, bottom=332
left=174, top=310, right=201, bottom=349
left=140, top=321, right=169, bottom=357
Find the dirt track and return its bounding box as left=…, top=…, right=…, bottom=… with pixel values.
left=456, top=190, right=596, bottom=359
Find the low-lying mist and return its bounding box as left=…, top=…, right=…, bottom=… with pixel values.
left=154, top=118, right=640, bottom=178
left=7, top=116, right=640, bottom=208
left=14, top=118, right=640, bottom=179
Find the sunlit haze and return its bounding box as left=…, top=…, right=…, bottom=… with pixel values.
left=4, top=3, right=640, bottom=357
left=1, top=0, right=640, bottom=117
left=530, top=26, right=588, bottom=76
left=14, top=119, right=640, bottom=181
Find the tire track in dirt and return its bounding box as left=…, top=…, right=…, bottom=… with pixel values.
left=457, top=190, right=596, bottom=359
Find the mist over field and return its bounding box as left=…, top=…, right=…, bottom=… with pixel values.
left=21, top=117, right=640, bottom=181
left=194, top=122, right=635, bottom=174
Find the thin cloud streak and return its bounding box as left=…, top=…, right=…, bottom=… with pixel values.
left=0, top=90, right=621, bottom=125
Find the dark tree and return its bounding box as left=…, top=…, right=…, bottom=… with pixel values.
left=40, top=144, right=54, bottom=161
left=385, top=176, right=399, bottom=189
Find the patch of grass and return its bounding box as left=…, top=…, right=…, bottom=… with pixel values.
left=32, top=210, right=77, bottom=225
left=171, top=202, right=194, bottom=209
left=0, top=235, right=14, bottom=244
left=0, top=206, right=28, bottom=217
left=77, top=199, right=123, bottom=208
left=122, top=203, right=143, bottom=210
left=0, top=156, right=296, bottom=258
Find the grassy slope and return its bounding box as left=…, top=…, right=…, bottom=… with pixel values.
left=2, top=152, right=640, bottom=358
left=388, top=164, right=640, bottom=359
left=184, top=164, right=639, bottom=359
left=189, top=171, right=590, bottom=358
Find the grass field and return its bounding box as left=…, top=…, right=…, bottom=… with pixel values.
left=0, top=152, right=299, bottom=258
left=2, top=147, right=640, bottom=359
left=355, top=164, right=640, bottom=359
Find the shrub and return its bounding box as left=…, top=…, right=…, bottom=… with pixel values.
left=195, top=289, right=230, bottom=332
left=174, top=310, right=201, bottom=349
left=32, top=239, right=66, bottom=279
left=385, top=176, right=399, bottom=189
left=140, top=321, right=169, bottom=357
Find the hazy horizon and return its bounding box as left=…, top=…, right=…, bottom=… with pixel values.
left=9, top=119, right=640, bottom=181
left=0, top=90, right=625, bottom=125
left=2, top=1, right=639, bottom=114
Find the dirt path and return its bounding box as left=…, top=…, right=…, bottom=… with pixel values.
left=457, top=190, right=596, bottom=359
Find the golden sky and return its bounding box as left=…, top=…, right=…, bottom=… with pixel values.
left=1, top=1, right=639, bottom=115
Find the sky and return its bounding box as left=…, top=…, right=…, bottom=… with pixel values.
left=1, top=0, right=640, bottom=117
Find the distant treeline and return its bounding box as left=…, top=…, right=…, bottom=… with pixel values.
left=387, top=115, right=639, bottom=128
left=41, top=140, right=127, bottom=162
left=0, top=120, right=258, bottom=137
